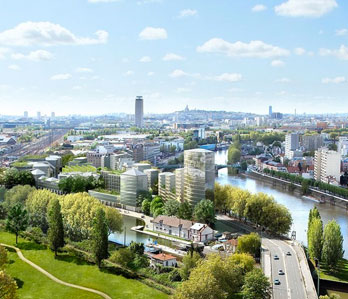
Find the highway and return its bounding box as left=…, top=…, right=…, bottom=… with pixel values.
left=263, top=238, right=308, bottom=299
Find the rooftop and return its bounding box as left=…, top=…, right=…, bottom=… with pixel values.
left=151, top=253, right=176, bottom=261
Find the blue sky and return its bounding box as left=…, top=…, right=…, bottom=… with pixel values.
left=0, top=0, right=347, bottom=116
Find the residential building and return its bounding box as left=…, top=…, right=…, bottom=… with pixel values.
left=86, top=152, right=104, bottom=168
left=120, top=168, right=147, bottom=207
left=285, top=133, right=300, bottom=159
left=153, top=215, right=195, bottom=239
left=150, top=253, right=177, bottom=267
left=302, top=134, right=323, bottom=151
left=189, top=223, right=215, bottom=242
left=133, top=163, right=151, bottom=172
left=314, top=148, right=341, bottom=183
left=135, top=96, right=144, bottom=128
left=143, top=143, right=160, bottom=164
left=100, top=170, right=121, bottom=193
left=143, top=168, right=159, bottom=190
left=175, top=168, right=185, bottom=202
left=338, top=137, right=348, bottom=157
left=158, top=172, right=176, bottom=201
left=184, top=149, right=215, bottom=206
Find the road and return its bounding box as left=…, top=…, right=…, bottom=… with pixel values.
left=263, top=238, right=308, bottom=299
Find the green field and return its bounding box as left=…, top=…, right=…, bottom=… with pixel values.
left=1, top=231, right=168, bottom=299
left=320, top=259, right=348, bottom=283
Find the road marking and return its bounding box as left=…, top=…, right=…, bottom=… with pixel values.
left=268, top=239, right=291, bottom=299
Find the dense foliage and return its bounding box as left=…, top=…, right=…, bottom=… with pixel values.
left=1, top=168, right=35, bottom=189
left=58, top=175, right=105, bottom=193
left=47, top=198, right=65, bottom=256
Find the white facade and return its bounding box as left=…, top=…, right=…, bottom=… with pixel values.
left=175, top=168, right=185, bottom=202
left=285, top=133, right=300, bottom=159
left=338, top=137, right=348, bottom=157
left=314, top=148, right=341, bottom=183
left=120, top=168, right=147, bottom=207
left=190, top=223, right=215, bottom=242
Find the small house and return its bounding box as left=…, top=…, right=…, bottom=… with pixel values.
left=189, top=223, right=214, bottom=242
left=150, top=253, right=177, bottom=267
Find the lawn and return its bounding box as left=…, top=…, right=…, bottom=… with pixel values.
left=320, top=259, right=348, bottom=283
left=0, top=231, right=168, bottom=299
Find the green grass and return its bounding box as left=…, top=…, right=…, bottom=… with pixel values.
left=319, top=259, right=348, bottom=283
left=62, top=165, right=97, bottom=173
left=0, top=231, right=168, bottom=299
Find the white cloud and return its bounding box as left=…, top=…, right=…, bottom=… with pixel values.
left=294, top=47, right=306, bottom=55
left=169, top=69, right=200, bottom=78
left=162, top=53, right=185, bottom=61
left=50, top=73, right=72, bottom=80
left=139, top=56, right=151, bottom=62
left=214, top=73, right=242, bottom=82
left=75, top=67, right=93, bottom=73
left=179, top=9, right=198, bottom=18
left=0, top=22, right=108, bottom=46
left=137, top=0, right=162, bottom=4
left=320, top=45, right=348, bottom=60
left=197, top=38, right=289, bottom=58
left=147, top=72, right=154, bottom=76
left=336, top=29, right=348, bottom=36
left=252, top=4, right=267, bottom=12
left=277, top=90, right=287, bottom=96
left=177, top=87, right=191, bottom=93
left=11, top=49, right=53, bottom=61
left=88, top=0, right=120, bottom=2
left=271, top=59, right=285, bottom=67
left=8, top=64, right=21, bottom=71
left=274, top=0, right=338, bottom=18
left=139, top=27, right=167, bottom=40
left=124, top=70, right=134, bottom=76
left=322, top=76, right=346, bottom=84
left=72, top=85, right=83, bottom=90
left=0, top=48, right=10, bottom=59
left=275, top=77, right=291, bottom=83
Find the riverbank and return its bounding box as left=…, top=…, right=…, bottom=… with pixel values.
left=244, top=170, right=348, bottom=210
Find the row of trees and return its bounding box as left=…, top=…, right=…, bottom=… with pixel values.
left=264, top=168, right=348, bottom=198
left=215, top=183, right=292, bottom=235
left=307, top=207, right=344, bottom=271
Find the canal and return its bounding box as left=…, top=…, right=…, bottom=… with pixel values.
left=215, top=150, right=348, bottom=258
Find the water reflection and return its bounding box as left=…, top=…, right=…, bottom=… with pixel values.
left=215, top=150, right=348, bottom=257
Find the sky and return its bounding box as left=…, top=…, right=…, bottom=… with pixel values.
left=0, top=0, right=347, bottom=116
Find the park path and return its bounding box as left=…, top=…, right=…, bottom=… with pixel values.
left=1, top=243, right=112, bottom=299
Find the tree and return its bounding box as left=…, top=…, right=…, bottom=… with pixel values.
left=129, top=242, right=145, bottom=256
left=163, top=199, right=180, bottom=216
left=319, top=294, right=341, bottom=299
left=178, top=201, right=193, bottom=220
left=308, top=207, right=321, bottom=244
left=301, top=180, right=310, bottom=195
left=110, top=248, right=134, bottom=269
left=179, top=251, right=201, bottom=281
left=0, top=270, right=18, bottom=299
left=6, top=204, right=28, bottom=244
left=237, top=233, right=261, bottom=257
left=228, top=253, right=255, bottom=274
left=4, top=185, right=35, bottom=209
left=91, top=208, right=109, bottom=268
left=141, top=198, right=151, bottom=216
left=322, top=220, right=344, bottom=270
left=0, top=246, right=8, bottom=269
left=227, top=147, right=241, bottom=164
left=26, top=189, right=59, bottom=233
left=214, top=183, right=228, bottom=212
left=2, top=168, right=35, bottom=189
left=193, top=200, right=215, bottom=225
left=308, top=217, right=323, bottom=261
left=105, top=207, right=123, bottom=235
left=150, top=196, right=164, bottom=217
left=47, top=199, right=65, bottom=257
left=242, top=268, right=271, bottom=299
left=136, top=190, right=152, bottom=207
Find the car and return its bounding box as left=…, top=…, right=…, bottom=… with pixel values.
left=286, top=251, right=291, bottom=256
left=274, top=255, right=279, bottom=260
left=274, top=279, right=280, bottom=285
left=278, top=269, right=284, bottom=275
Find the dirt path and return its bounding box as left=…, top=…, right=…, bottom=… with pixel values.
left=1, top=243, right=112, bottom=299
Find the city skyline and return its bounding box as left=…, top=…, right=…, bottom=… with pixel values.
left=0, top=0, right=348, bottom=115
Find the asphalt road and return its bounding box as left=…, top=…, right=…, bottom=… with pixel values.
left=263, top=238, right=306, bottom=299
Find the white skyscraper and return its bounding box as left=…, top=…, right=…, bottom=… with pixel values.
left=285, top=133, right=300, bottom=159
left=37, top=111, right=41, bottom=120
left=24, top=111, right=28, bottom=119
left=135, top=96, right=144, bottom=128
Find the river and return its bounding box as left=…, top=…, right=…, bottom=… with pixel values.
left=215, top=150, right=348, bottom=258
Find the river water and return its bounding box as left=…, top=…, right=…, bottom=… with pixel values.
left=215, top=150, right=348, bottom=258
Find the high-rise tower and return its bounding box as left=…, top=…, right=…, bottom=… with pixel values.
left=135, top=96, right=144, bottom=128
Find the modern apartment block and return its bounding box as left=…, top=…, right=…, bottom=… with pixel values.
left=175, top=168, right=185, bottom=202
left=143, top=168, right=159, bottom=190
left=285, top=133, right=300, bottom=159
left=314, top=148, right=341, bottom=183
left=120, top=168, right=148, bottom=207
left=143, top=143, right=160, bottom=164
left=183, top=149, right=215, bottom=206
left=338, top=136, right=348, bottom=157
left=135, top=96, right=144, bottom=128
left=158, top=172, right=176, bottom=201
left=86, top=152, right=104, bottom=168
left=302, top=134, right=323, bottom=151
left=100, top=170, right=121, bottom=193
